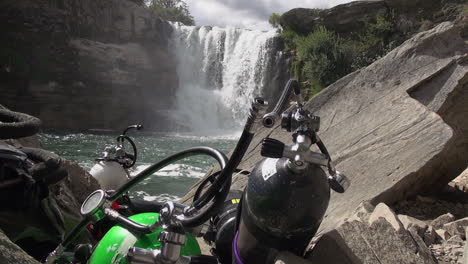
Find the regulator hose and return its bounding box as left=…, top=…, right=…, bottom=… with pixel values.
left=108, top=147, right=228, bottom=201
left=116, top=135, right=138, bottom=168
left=53, top=147, right=229, bottom=259
left=180, top=98, right=268, bottom=228
left=180, top=130, right=252, bottom=228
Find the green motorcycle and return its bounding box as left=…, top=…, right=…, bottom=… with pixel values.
left=46, top=80, right=349, bottom=264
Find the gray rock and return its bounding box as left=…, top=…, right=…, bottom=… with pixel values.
left=432, top=213, right=456, bottom=229
left=347, top=200, right=375, bottom=222
left=398, top=214, right=428, bottom=235
left=280, top=0, right=464, bottom=36
left=369, top=203, right=404, bottom=232
left=308, top=219, right=436, bottom=264
left=0, top=229, right=40, bottom=264
left=462, top=227, right=468, bottom=264
left=407, top=226, right=438, bottom=263
left=424, top=226, right=437, bottom=246
left=435, top=229, right=451, bottom=241
left=443, top=218, right=468, bottom=240
left=184, top=22, right=468, bottom=236
left=280, top=1, right=387, bottom=35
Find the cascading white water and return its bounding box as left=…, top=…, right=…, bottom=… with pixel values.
left=170, top=24, right=278, bottom=134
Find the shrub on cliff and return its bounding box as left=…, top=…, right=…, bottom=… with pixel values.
left=351, top=13, right=403, bottom=69
left=269, top=13, right=281, bottom=28
left=296, top=27, right=353, bottom=87
left=148, top=0, right=195, bottom=25
left=276, top=11, right=403, bottom=98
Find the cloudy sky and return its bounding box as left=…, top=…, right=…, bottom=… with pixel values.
left=185, top=0, right=354, bottom=30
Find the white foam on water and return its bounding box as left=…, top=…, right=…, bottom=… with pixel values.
left=132, top=191, right=180, bottom=202
left=131, top=163, right=205, bottom=178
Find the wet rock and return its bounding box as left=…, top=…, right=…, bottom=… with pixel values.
left=432, top=213, right=456, bottom=229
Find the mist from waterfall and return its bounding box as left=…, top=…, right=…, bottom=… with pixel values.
left=170, top=24, right=278, bottom=134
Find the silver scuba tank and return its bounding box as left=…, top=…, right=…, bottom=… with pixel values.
left=90, top=125, right=142, bottom=190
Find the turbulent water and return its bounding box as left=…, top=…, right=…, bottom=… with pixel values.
left=38, top=26, right=282, bottom=201
left=171, top=24, right=279, bottom=133
left=40, top=133, right=237, bottom=201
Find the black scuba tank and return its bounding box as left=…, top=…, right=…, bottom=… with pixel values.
left=234, top=157, right=330, bottom=263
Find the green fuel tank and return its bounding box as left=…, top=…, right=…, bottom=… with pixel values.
left=88, top=212, right=201, bottom=264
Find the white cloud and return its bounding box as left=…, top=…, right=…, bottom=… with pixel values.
left=185, top=0, right=354, bottom=30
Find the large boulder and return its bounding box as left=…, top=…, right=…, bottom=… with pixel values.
left=183, top=22, right=468, bottom=235
left=0, top=130, right=99, bottom=260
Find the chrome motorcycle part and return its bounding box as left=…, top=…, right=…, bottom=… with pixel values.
left=80, top=189, right=107, bottom=220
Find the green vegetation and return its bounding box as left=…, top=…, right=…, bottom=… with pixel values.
left=148, top=0, right=195, bottom=26
left=268, top=13, right=281, bottom=28
left=277, top=11, right=404, bottom=99
left=295, top=27, right=353, bottom=87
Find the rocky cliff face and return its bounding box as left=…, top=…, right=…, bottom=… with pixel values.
left=280, top=0, right=466, bottom=36
left=0, top=0, right=178, bottom=131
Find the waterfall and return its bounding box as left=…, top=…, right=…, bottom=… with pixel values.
left=170, top=24, right=282, bottom=134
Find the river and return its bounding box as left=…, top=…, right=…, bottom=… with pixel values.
left=39, top=133, right=237, bottom=201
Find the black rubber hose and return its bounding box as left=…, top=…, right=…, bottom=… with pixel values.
left=180, top=130, right=254, bottom=228
left=108, top=147, right=228, bottom=201
left=116, top=135, right=137, bottom=168
left=105, top=209, right=154, bottom=234
left=193, top=171, right=219, bottom=202
left=181, top=98, right=267, bottom=228
left=0, top=109, right=41, bottom=139
left=193, top=169, right=249, bottom=202
left=191, top=131, right=252, bottom=210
